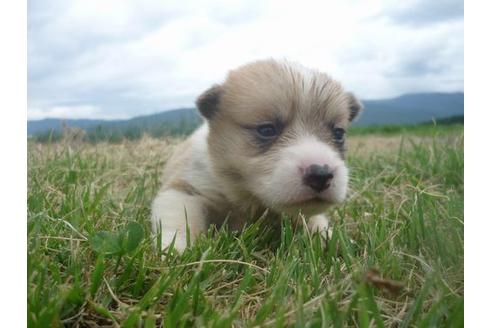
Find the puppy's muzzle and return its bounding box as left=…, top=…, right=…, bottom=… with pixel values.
left=303, top=164, right=334, bottom=193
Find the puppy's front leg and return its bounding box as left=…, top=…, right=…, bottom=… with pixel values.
left=151, top=189, right=207, bottom=252
left=308, top=214, right=333, bottom=240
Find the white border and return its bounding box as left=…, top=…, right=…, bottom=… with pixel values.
left=465, top=1, right=492, bottom=326
left=6, top=0, right=476, bottom=325
left=0, top=0, right=27, bottom=324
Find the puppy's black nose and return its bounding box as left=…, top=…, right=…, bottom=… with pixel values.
left=303, top=164, right=333, bottom=192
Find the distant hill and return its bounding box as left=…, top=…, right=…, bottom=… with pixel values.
left=27, top=118, right=109, bottom=136
left=28, top=92, right=464, bottom=140
left=27, top=108, right=202, bottom=138
left=354, top=92, right=464, bottom=126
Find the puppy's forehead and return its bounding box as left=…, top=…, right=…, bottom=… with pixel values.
left=220, top=60, right=350, bottom=125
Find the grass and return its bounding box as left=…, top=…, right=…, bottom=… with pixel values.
left=348, top=122, right=464, bottom=137
left=27, top=124, right=464, bottom=327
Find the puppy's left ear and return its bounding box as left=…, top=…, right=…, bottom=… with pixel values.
left=196, top=84, right=223, bottom=120
left=347, top=92, right=363, bottom=122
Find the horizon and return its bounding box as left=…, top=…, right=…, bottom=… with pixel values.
left=27, top=90, right=464, bottom=122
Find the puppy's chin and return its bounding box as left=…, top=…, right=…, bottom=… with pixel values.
left=279, top=200, right=331, bottom=217
left=270, top=191, right=347, bottom=217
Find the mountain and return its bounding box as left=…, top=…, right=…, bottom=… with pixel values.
left=27, top=108, right=201, bottom=136
left=27, top=92, right=464, bottom=137
left=27, top=118, right=109, bottom=136
left=87, top=108, right=201, bottom=133
left=353, top=92, right=464, bottom=126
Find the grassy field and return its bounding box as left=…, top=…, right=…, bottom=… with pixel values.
left=27, top=124, right=464, bottom=327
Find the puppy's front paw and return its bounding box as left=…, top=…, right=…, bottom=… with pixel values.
left=308, top=214, right=332, bottom=240
left=151, top=189, right=208, bottom=254
left=160, top=230, right=188, bottom=253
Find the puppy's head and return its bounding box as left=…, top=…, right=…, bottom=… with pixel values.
left=196, top=59, right=362, bottom=216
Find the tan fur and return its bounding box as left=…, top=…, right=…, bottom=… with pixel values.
left=218, top=60, right=350, bottom=126
left=151, top=59, right=362, bottom=252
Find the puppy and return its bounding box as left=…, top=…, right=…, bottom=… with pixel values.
left=151, top=59, right=362, bottom=252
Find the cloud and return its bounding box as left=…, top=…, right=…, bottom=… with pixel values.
left=28, top=0, right=463, bottom=119
left=380, top=0, right=464, bottom=26
left=27, top=105, right=116, bottom=120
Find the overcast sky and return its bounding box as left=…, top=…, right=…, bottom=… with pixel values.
left=28, top=0, right=463, bottom=120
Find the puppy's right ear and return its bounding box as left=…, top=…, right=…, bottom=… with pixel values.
left=196, top=84, right=223, bottom=120
left=346, top=92, right=363, bottom=122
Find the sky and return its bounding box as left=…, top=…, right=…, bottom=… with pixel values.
left=27, top=0, right=464, bottom=120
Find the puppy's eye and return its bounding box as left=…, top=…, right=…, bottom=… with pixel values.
left=332, top=127, right=345, bottom=141
left=256, top=124, right=278, bottom=139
